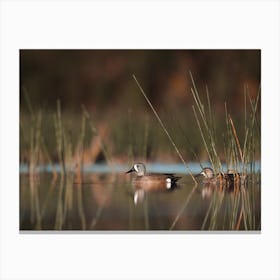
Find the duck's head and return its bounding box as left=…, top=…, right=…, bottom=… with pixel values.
left=126, top=163, right=146, bottom=176
left=197, top=167, right=215, bottom=179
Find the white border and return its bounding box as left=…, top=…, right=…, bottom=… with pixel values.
left=1, top=1, right=279, bottom=279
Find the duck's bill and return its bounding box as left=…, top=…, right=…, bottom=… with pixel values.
left=195, top=172, right=202, bottom=177
left=126, top=168, right=134, bottom=174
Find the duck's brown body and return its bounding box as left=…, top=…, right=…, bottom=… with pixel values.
left=198, top=167, right=247, bottom=189
left=132, top=173, right=181, bottom=191
left=126, top=163, right=181, bottom=191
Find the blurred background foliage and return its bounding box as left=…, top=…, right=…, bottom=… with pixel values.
left=20, top=50, right=260, bottom=164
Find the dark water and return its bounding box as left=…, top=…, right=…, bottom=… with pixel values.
left=20, top=165, right=261, bottom=231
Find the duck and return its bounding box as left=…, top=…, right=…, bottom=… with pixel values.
left=126, top=163, right=181, bottom=192
left=196, top=167, right=246, bottom=188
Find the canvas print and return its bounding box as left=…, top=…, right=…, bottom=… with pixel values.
left=20, top=50, right=261, bottom=231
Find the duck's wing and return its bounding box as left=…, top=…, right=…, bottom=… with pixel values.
left=148, top=173, right=182, bottom=183
left=148, top=172, right=175, bottom=177
left=163, top=173, right=182, bottom=182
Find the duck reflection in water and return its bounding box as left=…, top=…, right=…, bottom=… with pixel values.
left=126, top=163, right=181, bottom=204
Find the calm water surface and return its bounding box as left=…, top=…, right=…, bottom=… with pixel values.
left=20, top=164, right=261, bottom=231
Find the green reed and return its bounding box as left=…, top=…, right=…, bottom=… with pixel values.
left=20, top=89, right=43, bottom=229
left=21, top=91, right=113, bottom=229
left=190, top=72, right=222, bottom=174
left=53, top=100, right=66, bottom=175
left=190, top=72, right=260, bottom=175
left=81, top=105, right=112, bottom=165
left=133, top=74, right=197, bottom=183
left=189, top=73, right=260, bottom=230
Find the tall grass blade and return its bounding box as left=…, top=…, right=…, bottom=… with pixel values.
left=133, top=74, right=197, bottom=182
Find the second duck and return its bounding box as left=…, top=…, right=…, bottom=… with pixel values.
left=196, top=167, right=246, bottom=188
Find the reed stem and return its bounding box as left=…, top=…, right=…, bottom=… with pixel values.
left=133, top=74, right=197, bottom=183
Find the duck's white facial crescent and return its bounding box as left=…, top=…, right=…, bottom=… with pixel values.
left=134, top=164, right=138, bottom=172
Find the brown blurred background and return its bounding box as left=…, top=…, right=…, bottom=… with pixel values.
left=20, top=50, right=260, bottom=163
left=20, top=50, right=260, bottom=111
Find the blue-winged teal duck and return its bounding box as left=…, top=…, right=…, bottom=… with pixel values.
left=196, top=167, right=246, bottom=188
left=126, top=163, right=181, bottom=192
